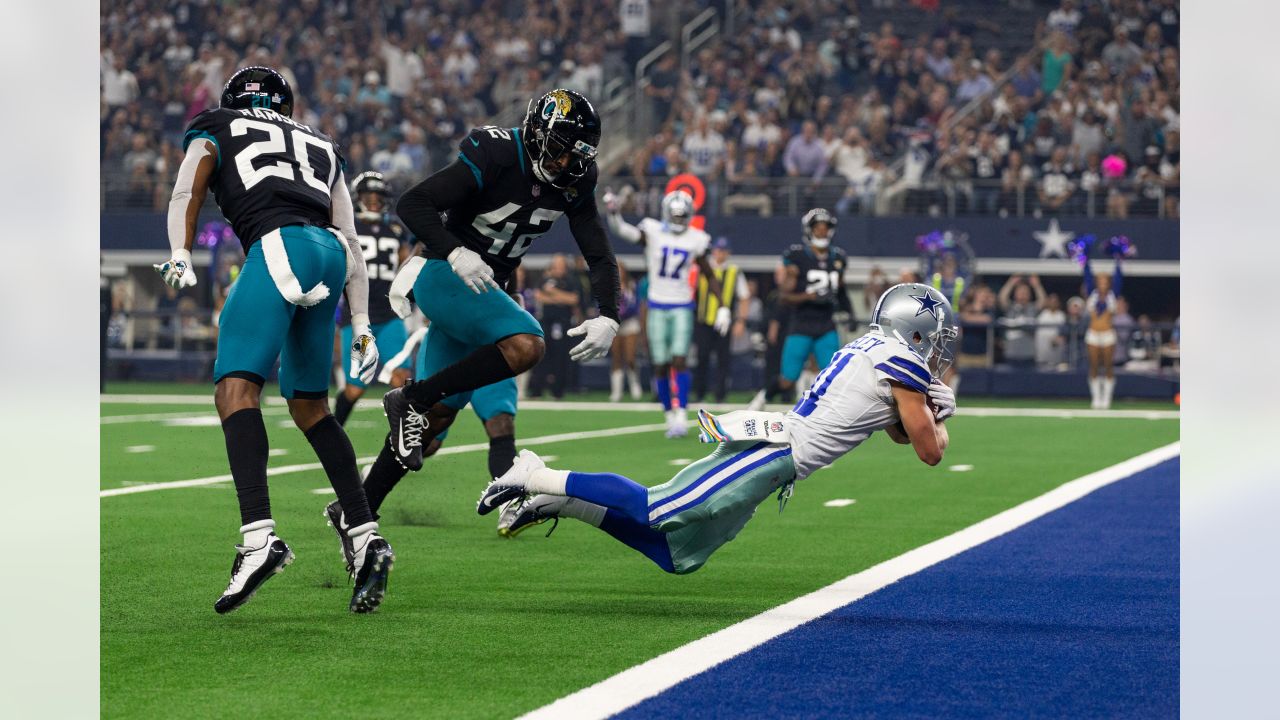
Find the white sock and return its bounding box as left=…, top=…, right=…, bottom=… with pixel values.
left=1102, top=377, right=1115, bottom=408
left=526, top=467, right=570, bottom=495
left=1089, top=377, right=1101, bottom=407
left=626, top=369, right=642, bottom=398
left=240, top=519, right=275, bottom=549
left=560, top=498, right=607, bottom=527
left=610, top=369, right=624, bottom=399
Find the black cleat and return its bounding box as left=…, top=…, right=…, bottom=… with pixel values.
left=323, top=500, right=355, bottom=577
left=214, top=536, right=294, bottom=614
left=383, top=387, right=426, bottom=471
left=349, top=535, right=394, bottom=614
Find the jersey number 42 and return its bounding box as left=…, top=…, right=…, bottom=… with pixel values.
left=472, top=204, right=563, bottom=259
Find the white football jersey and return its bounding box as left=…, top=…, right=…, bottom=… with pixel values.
left=786, top=330, right=932, bottom=480
left=638, top=217, right=710, bottom=307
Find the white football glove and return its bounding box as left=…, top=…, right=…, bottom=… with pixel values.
left=713, top=306, right=732, bottom=336
left=389, top=256, right=425, bottom=319
left=567, top=316, right=619, bottom=362
left=350, top=317, right=379, bottom=385
left=448, top=246, right=502, bottom=294
left=928, top=379, right=956, bottom=422
left=153, top=249, right=197, bottom=289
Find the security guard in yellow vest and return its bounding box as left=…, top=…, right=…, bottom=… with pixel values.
left=693, top=237, right=751, bottom=402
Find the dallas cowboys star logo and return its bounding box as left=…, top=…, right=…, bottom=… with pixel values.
left=1033, top=219, right=1074, bottom=259
left=911, top=292, right=942, bottom=319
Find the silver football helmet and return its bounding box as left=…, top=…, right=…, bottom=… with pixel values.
left=802, top=207, right=837, bottom=249
left=870, top=283, right=958, bottom=375
left=660, top=190, right=695, bottom=233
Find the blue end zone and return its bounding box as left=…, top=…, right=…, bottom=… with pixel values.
left=620, top=458, right=1179, bottom=718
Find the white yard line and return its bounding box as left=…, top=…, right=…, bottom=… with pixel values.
left=517, top=442, right=1181, bottom=720
left=102, top=395, right=1179, bottom=423
left=100, top=423, right=667, bottom=497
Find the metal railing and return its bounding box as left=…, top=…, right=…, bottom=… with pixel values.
left=599, top=175, right=1179, bottom=219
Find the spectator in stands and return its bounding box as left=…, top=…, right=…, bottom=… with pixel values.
left=101, top=54, right=139, bottom=107
left=996, top=149, right=1034, bottom=217
left=1041, top=32, right=1073, bottom=96
left=1062, top=296, right=1088, bottom=369
left=1112, top=296, right=1135, bottom=367
left=724, top=144, right=773, bottom=216
left=1035, top=293, right=1067, bottom=369
left=970, top=129, right=1003, bottom=214
left=956, top=285, right=997, bottom=379
left=1047, top=0, right=1082, bottom=36
left=1037, top=147, right=1077, bottom=217
left=998, top=274, right=1046, bottom=368
left=925, top=38, right=954, bottom=81
left=682, top=114, right=727, bottom=180
left=1102, top=25, right=1143, bottom=76
left=783, top=121, right=828, bottom=181
left=955, top=60, right=995, bottom=104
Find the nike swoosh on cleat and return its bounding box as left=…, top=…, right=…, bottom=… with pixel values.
left=470, top=137, right=480, bottom=146
left=397, top=427, right=413, bottom=457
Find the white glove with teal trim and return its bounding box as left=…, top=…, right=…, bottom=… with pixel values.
left=928, top=379, right=956, bottom=422
left=350, top=314, right=379, bottom=385
left=154, top=249, right=197, bottom=289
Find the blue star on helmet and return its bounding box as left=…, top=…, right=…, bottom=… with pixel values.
left=911, top=292, right=942, bottom=319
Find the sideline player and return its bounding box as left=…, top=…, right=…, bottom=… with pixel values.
left=604, top=189, right=730, bottom=437
left=479, top=283, right=956, bottom=570
left=154, top=66, right=393, bottom=613
left=333, top=171, right=413, bottom=425
left=356, top=89, right=621, bottom=509
left=750, top=208, right=852, bottom=409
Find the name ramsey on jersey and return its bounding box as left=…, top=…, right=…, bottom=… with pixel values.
left=441, top=125, right=598, bottom=285
left=786, top=331, right=932, bottom=480
left=782, top=243, right=848, bottom=336
left=638, top=218, right=710, bottom=307
left=184, top=107, right=345, bottom=251
left=339, top=216, right=410, bottom=326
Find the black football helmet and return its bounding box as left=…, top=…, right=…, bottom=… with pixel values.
left=220, top=66, right=293, bottom=117
left=802, top=208, right=838, bottom=249
left=522, top=89, right=601, bottom=189
left=350, top=171, right=392, bottom=216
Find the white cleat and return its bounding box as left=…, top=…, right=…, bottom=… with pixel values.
left=666, top=410, right=689, bottom=438
left=214, top=522, right=294, bottom=615
left=747, top=389, right=768, bottom=411
left=498, top=494, right=569, bottom=538
left=477, top=449, right=545, bottom=515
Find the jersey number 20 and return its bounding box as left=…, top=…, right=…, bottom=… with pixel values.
left=229, top=118, right=336, bottom=195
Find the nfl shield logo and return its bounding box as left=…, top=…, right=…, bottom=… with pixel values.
left=769, top=421, right=784, bottom=434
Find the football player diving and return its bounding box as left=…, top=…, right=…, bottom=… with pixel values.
left=478, top=284, right=958, bottom=574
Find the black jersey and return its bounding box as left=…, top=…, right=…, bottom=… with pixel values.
left=782, top=243, right=848, bottom=337
left=442, top=125, right=598, bottom=285
left=338, top=215, right=411, bottom=326
left=183, top=107, right=345, bottom=252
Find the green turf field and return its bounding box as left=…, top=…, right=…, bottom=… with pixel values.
left=101, top=385, right=1178, bottom=718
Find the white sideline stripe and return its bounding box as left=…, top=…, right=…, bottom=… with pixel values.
left=101, top=395, right=1181, bottom=423
left=101, top=407, right=292, bottom=425
left=100, top=423, right=667, bottom=498
left=518, top=441, right=1181, bottom=720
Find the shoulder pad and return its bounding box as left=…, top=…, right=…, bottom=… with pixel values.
left=459, top=126, right=520, bottom=169
left=872, top=345, right=931, bottom=393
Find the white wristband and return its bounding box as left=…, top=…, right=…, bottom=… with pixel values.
left=351, top=313, right=371, bottom=335
left=172, top=248, right=192, bottom=264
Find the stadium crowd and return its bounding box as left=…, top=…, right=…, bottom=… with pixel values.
left=101, top=0, right=671, bottom=209
left=614, top=0, right=1179, bottom=218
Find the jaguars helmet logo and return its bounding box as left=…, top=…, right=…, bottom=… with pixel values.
left=542, top=90, right=574, bottom=121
